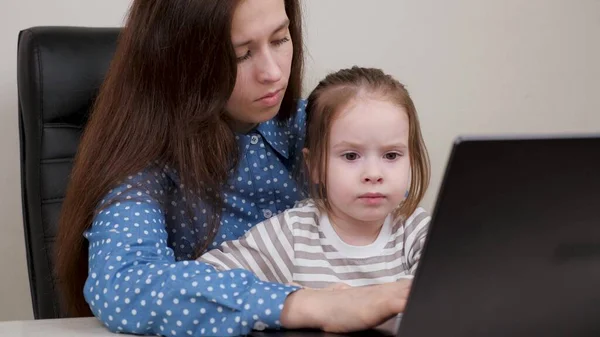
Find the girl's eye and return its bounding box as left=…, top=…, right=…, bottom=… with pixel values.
left=272, top=36, right=290, bottom=46
left=236, top=51, right=251, bottom=62
left=385, top=152, right=401, bottom=160
left=343, top=153, right=359, bottom=161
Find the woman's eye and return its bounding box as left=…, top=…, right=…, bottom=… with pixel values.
left=237, top=37, right=289, bottom=63
left=272, top=36, right=290, bottom=46
left=236, top=51, right=251, bottom=62
left=343, top=153, right=359, bottom=161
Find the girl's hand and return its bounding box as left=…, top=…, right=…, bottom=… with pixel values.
left=280, top=279, right=412, bottom=333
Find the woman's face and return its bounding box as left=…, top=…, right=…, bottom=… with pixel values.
left=226, top=0, right=293, bottom=132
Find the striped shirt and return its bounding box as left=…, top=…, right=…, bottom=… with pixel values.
left=198, top=199, right=431, bottom=288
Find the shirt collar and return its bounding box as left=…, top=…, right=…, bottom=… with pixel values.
left=255, top=119, right=291, bottom=159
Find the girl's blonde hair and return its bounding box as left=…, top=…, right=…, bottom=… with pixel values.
left=304, top=66, right=430, bottom=219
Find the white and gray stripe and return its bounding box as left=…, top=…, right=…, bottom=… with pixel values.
left=198, top=199, right=430, bottom=288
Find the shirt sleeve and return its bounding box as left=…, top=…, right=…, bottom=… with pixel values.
left=197, top=212, right=296, bottom=285
left=403, top=208, right=431, bottom=274
left=84, top=174, right=299, bottom=336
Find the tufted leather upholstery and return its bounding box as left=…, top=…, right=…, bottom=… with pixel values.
left=17, top=26, right=121, bottom=319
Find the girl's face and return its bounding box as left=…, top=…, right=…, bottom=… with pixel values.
left=226, top=0, right=293, bottom=132
left=325, top=97, right=411, bottom=227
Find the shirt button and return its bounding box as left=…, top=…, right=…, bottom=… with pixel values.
left=262, top=209, right=273, bottom=219
left=253, top=321, right=268, bottom=331
left=250, top=135, right=259, bottom=145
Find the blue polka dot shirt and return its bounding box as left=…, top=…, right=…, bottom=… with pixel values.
left=84, top=101, right=308, bottom=336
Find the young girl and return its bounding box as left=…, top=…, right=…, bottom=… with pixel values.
left=198, top=66, right=431, bottom=288
left=55, top=1, right=413, bottom=336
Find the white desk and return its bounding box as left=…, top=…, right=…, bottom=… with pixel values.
left=0, top=316, right=399, bottom=337
left=0, top=317, right=111, bottom=337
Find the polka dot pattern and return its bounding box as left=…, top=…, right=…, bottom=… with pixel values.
left=83, top=101, right=307, bottom=336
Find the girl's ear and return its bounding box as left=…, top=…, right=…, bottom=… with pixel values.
left=302, top=148, right=320, bottom=184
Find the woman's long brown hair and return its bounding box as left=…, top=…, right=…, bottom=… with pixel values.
left=55, top=0, right=303, bottom=317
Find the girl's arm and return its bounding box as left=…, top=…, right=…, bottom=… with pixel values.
left=198, top=212, right=296, bottom=285
left=403, top=208, right=431, bottom=274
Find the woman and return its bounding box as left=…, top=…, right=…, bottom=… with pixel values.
left=56, top=0, right=412, bottom=335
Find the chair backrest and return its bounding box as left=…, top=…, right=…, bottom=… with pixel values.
left=17, top=26, right=121, bottom=319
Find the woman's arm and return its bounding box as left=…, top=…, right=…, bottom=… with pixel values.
left=85, top=178, right=298, bottom=336
left=281, top=280, right=413, bottom=333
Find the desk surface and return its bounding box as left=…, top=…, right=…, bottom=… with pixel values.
left=0, top=317, right=395, bottom=337
left=0, top=317, right=110, bottom=336
left=0, top=317, right=398, bottom=337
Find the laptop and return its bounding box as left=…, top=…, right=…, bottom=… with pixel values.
left=253, top=134, right=600, bottom=337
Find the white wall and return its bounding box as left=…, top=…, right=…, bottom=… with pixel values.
left=302, top=0, right=600, bottom=209
left=1, top=0, right=599, bottom=321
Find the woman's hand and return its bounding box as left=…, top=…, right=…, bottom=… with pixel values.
left=280, top=279, right=412, bottom=333
left=323, top=282, right=351, bottom=290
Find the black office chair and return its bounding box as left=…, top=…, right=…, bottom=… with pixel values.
left=17, top=26, right=121, bottom=319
